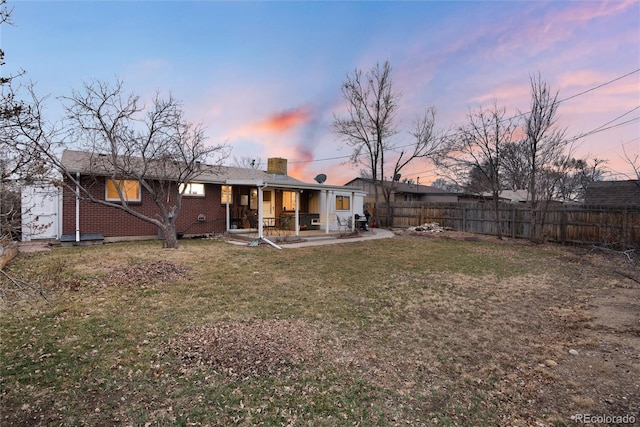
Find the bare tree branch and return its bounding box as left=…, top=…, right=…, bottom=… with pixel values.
left=333, top=61, right=443, bottom=225
left=14, top=79, right=230, bottom=249
left=523, top=73, right=571, bottom=241
left=436, top=101, right=518, bottom=239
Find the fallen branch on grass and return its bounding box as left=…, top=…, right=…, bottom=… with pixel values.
left=589, top=245, right=637, bottom=263
left=0, top=269, right=49, bottom=305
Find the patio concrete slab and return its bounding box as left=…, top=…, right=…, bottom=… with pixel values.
left=226, top=228, right=394, bottom=248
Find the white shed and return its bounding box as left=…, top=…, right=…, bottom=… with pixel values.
left=21, top=184, right=62, bottom=241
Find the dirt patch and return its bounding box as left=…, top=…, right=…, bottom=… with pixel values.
left=168, top=319, right=320, bottom=379
left=97, top=260, right=190, bottom=286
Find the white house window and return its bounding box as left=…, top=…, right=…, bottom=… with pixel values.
left=221, top=185, right=233, bottom=204
left=105, top=179, right=141, bottom=202
left=179, top=182, right=205, bottom=197
left=336, top=195, right=350, bottom=211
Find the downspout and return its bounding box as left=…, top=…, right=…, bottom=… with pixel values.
left=225, top=185, right=230, bottom=232
left=75, top=172, right=80, bottom=243
left=57, top=184, right=63, bottom=240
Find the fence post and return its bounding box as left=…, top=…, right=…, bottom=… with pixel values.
left=462, top=206, right=467, bottom=232
left=560, top=207, right=566, bottom=245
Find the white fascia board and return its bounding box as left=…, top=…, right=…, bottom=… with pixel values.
left=225, top=179, right=267, bottom=186
left=224, top=179, right=367, bottom=196
left=265, top=182, right=367, bottom=194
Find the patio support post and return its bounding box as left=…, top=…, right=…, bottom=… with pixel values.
left=225, top=186, right=230, bottom=232
left=325, top=190, right=331, bottom=234
left=295, top=190, right=300, bottom=236
left=350, top=190, right=356, bottom=232
left=257, top=186, right=264, bottom=239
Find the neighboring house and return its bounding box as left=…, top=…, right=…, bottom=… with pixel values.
left=585, top=180, right=640, bottom=206
left=22, top=150, right=367, bottom=243
left=344, top=178, right=460, bottom=205
left=480, top=189, right=530, bottom=204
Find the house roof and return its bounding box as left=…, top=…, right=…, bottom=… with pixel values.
left=61, top=150, right=365, bottom=193
left=585, top=180, right=640, bottom=206
left=480, top=189, right=530, bottom=202
left=344, top=177, right=452, bottom=195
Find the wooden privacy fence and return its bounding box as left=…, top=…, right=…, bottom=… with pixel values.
left=376, top=201, right=640, bottom=247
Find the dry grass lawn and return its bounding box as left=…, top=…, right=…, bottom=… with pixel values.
left=1, top=231, right=638, bottom=426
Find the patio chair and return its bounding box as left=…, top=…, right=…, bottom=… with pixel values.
left=246, top=213, right=257, bottom=229
left=336, top=215, right=352, bottom=234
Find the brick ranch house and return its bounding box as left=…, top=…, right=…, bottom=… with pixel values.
left=22, top=150, right=367, bottom=244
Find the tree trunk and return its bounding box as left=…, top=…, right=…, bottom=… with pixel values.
left=162, top=223, right=179, bottom=249
left=492, top=192, right=503, bottom=240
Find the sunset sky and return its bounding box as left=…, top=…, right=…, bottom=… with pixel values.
left=3, top=1, right=639, bottom=185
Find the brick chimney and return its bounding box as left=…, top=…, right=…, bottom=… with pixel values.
left=267, top=158, right=287, bottom=176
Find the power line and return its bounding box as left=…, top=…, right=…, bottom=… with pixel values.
left=284, top=68, right=640, bottom=165
left=556, top=68, right=640, bottom=104
left=592, top=135, right=640, bottom=158
left=287, top=153, right=351, bottom=164
left=579, top=106, right=639, bottom=138
left=570, top=116, right=639, bottom=143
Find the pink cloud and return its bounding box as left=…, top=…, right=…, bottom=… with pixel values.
left=557, top=70, right=607, bottom=91
left=287, top=146, right=315, bottom=180
left=548, top=0, right=635, bottom=26
left=257, top=106, right=313, bottom=133
left=471, top=83, right=531, bottom=108
left=490, top=1, right=636, bottom=58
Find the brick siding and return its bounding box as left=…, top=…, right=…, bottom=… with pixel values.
left=62, top=176, right=227, bottom=238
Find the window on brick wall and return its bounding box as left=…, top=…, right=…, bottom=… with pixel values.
left=105, top=179, right=141, bottom=202
left=179, top=182, right=205, bottom=197
left=221, top=185, right=232, bottom=204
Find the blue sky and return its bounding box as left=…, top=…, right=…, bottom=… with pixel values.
left=3, top=0, right=639, bottom=184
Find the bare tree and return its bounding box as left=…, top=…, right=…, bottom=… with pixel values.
left=1, top=1, right=55, bottom=243
left=501, top=135, right=604, bottom=203
left=620, top=142, right=640, bottom=180
left=437, top=101, right=518, bottom=239
left=523, top=73, right=570, bottom=241
left=552, top=157, right=606, bottom=202
left=431, top=177, right=462, bottom=192
left=500, top=140, right=531, bottom=191
left=333, top=61, right=442, bottom=225
left=20, top=79, right=229, bottom=249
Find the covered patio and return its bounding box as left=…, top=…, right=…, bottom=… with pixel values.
left=221, top=179, right=367, bottom=248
